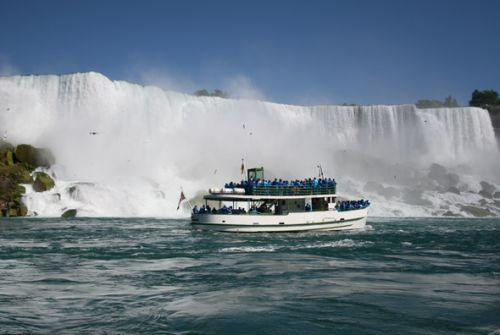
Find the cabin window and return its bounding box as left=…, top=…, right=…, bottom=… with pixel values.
left=283, top=199, right=304, bottom=213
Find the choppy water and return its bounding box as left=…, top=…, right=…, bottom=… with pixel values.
left=0, top=217, right=498, bottom=334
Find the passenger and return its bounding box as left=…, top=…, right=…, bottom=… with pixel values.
left=193, top=205, right=199, bottom=214
left=258, top=203, right=268, bottom=213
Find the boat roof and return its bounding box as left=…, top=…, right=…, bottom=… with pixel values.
left=204, top=193, right=337, bottom=201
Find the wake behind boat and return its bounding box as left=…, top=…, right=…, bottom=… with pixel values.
left=190, top=167, right=370, bottom=232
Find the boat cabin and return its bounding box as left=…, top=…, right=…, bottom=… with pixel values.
left=194, top=167, right=342, bottom=215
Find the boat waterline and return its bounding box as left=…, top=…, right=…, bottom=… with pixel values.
left=191, top=214, right=367, bottom=232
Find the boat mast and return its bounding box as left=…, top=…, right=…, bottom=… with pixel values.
left=317, top=164, right=324, bottom=179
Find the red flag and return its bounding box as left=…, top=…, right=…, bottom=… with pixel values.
left=177, top=190, right=186, bottom=210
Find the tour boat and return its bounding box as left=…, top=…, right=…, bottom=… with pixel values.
left=190, top=167, right=369, bottom=233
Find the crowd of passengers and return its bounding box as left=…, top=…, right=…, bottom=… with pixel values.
left=193, top=200, right=370, bottom=214
left=224, top=177, right=337, bottom=189
left=193, top=204, right=248, bottom=215
left=336, top=200, right=370, bottom=211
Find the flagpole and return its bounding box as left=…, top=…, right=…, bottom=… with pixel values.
left=182, top=187, right=193, bottom=210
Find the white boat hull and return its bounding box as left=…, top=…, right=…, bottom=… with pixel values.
left=191, top=208, right=367, bottom=233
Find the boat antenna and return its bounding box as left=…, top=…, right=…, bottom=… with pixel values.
left=317, top=164, right=324, bottom=179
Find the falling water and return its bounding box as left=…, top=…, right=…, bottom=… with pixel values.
left=0, top=72, right=498, bottom=217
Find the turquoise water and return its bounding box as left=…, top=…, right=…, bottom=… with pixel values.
left=0, top=217, right=498, bottom=334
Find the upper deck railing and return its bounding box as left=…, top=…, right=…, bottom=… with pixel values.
left=246, top=184, right=336, bottom=196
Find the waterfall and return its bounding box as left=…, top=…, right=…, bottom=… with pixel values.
left=0, top=72, right=498, bottom=217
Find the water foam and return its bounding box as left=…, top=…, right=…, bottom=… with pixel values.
left=0, top=72, right=498, bottom=217
left=291, top=239, right=371, bottom=249
left=219, top=246, right=278, bottom=253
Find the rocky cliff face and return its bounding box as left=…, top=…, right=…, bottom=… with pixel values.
left=487, top=106, right=500, bottom=145
left=0, top=141, right=55, bottom=217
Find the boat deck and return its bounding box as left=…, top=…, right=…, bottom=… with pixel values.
left=204, top=192, right=337, bottom=201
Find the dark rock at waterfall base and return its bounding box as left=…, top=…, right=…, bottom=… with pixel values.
left=13, top=184, right=26, bottom=196
left=33, top=172, right=55, bottom=192
left=15, top=144, right=55, bottom=170
left=1, top=141, right=58, bottom=216
left=459, top=205, right=494, bottom=217
left=0, top=165, right=32, bottom=188
left=18, top=204, right=28, bottom=216
left=62, top=209, right=77, bottom=218
left=68, top=186, right=77, bottom=195
left=68, top=185, right=83, bottom=201
left=442, top=211, right=462, bottom=217
left=478, top=190, right=493, bottom=199
left=479, top=181, right=496, bottom=196
left=0, top=163, right=32, bottom=217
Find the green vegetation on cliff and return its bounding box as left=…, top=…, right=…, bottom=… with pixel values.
left=15, top=144, right=55, bottom=169
left=0, top=140, right=55, bottom=217
left=469, top=89, right=500, bottom=108
left=416, top=95, right=459, bottom=108
left=194, top=89, right=229, bottom=98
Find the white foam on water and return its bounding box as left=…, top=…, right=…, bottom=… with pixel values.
left=292, top=239, right=371, bottom=249
left=0, top=72, right=499, bottom=217
left=219, top=246, right=278, bottom=253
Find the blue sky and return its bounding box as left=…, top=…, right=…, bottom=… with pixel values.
left=0, top=0, right=498, bottom=105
